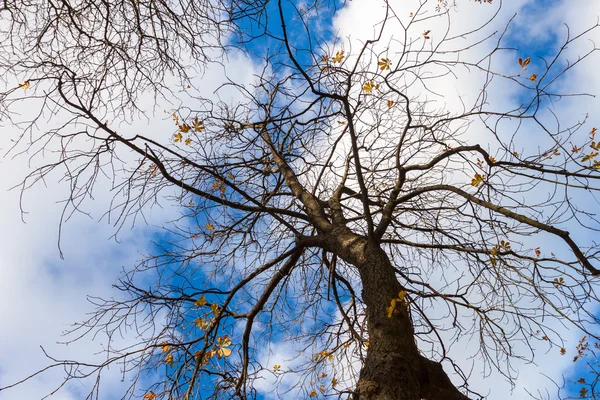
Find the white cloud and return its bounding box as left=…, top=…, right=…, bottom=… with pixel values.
left=0, top=48, right=262, bottom=399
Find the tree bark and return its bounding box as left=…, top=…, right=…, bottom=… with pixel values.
left=330, top=229, right=470, bottom=400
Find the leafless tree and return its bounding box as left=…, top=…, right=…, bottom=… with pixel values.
left=1, top=0, right=600, bottom=399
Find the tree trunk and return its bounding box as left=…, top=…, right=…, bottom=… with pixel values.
left=331, top=230, right=471, bottom=400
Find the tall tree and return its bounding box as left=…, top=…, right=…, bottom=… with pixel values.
left=1, top=1, right=599, bottom=399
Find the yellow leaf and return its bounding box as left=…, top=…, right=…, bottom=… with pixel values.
left=423, top=30, right=431, bottom=38
left=192, top=117, right=204, bottom=132
left=215, top=335, right=232, bottom=358
left=179, top=123, right=191, bottom=134
left=378, top=58, right=392, bottom=71
left=165, top=354, right=175, bottom=367
left=194, top=295, right=207, bottom=307
left=387, top=100, right=394, bottom=108
left=160, top=341, right=171, bottom=353
left=582, top=152, right=599, bottom=162
left=362, top=81, right=376, bottom=93
left=471, top=173, right=485, bottom=187
left=216, top=347, right=232, bottom=358
left=529, top=74, right=537, bottom=82
left=206, top=223, right=214, bottom=233
left=194, top=318, right=211, bottom=330
left=518, top=57, right=531, bottom=70
left=489, top=156, right=496, bottom=163
left=332, top=377, right=338, bottom=387
left=321, top=55, right=329, bottom=62
left=309, top=390, right=317, bottom=397
left=173, top=132, right=183, bottom=143
left=273, top=364, right=281, bottom=371
left=211, top=302, right=220, bottom=315
left=143, top=391, right=157, bottom=400
left=332, top=50, right=344, bottom=64
left=218, top=335, right=231, bottom=347
left=19, top=81, right=30, bottom=90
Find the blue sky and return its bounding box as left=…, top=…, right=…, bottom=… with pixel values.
left=1, top=1, right=600, bottom=399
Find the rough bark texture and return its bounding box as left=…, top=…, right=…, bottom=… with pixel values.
left=329, top=229, right=471, bottom=400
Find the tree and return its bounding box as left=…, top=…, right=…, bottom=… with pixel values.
left=1, top=0, right=600, bottom=399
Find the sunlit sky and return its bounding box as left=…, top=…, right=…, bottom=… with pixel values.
left=1, top=1, right=599, bottom=399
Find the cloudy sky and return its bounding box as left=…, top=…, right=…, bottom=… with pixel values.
left=1, top=0, right=599, bottom=399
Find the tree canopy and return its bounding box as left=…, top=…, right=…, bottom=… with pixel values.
left=1, top=0, right=600, bottom=399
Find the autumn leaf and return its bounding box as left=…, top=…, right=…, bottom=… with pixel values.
left=489, top=156, right=496, bottom=163
left=143, top=391, right=157, bottom=400
left=580, top=387, right=588, bottom=397
left=273, top=364, right=281, bottom=371
left=19, top=81, right=30, bottom=90
left=578, top=378, right=586, bottom=384
left=165, top=353, right=175, bottom=367
left=378, top=58, right=392, bottom=71
left=195, top=317, right=212, bottom=330
left=332, top=50, right=344, bottom=64
left=518, top=57, right=531, bottom=70
left=471, top=173, right=485, bottom=187
left=321, top=55, right=329, bottom=62
left=535, top=247, right=541, bottom=257
left=582, top=152, right=598, bottom=162
left=362, top=81, right=376, bottom=93
left=332, top=377, right=338, bottom=387
left=206, top=223, right=214, bottom=233
left=560, top=347, right=566, bottom=355
left=553, top=277, right=564, bottom=288
left=192, top=117, right=204, bottom=132
left=160, top=341, right=171, bottom=353
left=210, top=302, right=220, bottom=315
left=387, top=100, right=394, bottom=108
left=529, top=74, right=537, bottom=82
left=309, top=390, right=317, bottom=397
left=179, top=123, right=191, bottom=134
left=173, top=132, right=183, bottom=143
left=194, top=295, right=207, bottom=307
left=423, top=29, right=431, bottom=39
left=215, top=335, right=232, bottom=358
